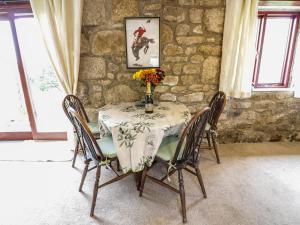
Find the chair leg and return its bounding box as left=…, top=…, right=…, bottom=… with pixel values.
left=206, top=131, right=212, bottom=150
left=72, top=140, right=79, bottom=168
left=90, top=165, right=101, bottom=217
left=139, top=167, right=148, bottom=197
left=79, top=160, right=90, bottom=192
left=178, top=169, right=187, bottom=223
left=195, top=166, right=207, bottom=198
left=211, top=132, right=221, bottom=164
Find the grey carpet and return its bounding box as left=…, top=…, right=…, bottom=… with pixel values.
left=0, top=142, right=299, bottom=225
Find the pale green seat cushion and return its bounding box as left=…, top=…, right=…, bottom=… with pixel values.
left=96, top=136, right=117, bottom=158
left=88, top=122, right=100, bottom=134
left=157, top=136, right=185, bottom=161
left=205, top=123, right=211, bottom=131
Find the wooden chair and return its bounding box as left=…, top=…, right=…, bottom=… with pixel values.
left=139, top=107, right=211, bottom=223
left=62, top=94, right=100, bottom=167
left=68, top=108, right=132, bottom=217
left=205, top=91, right=226, bottom=164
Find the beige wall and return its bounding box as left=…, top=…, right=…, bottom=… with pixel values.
left=79, top=0, right=300, bottom=143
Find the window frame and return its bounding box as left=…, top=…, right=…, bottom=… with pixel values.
left=0, top=2, right=67, bottom=140
left=253, top=11, right=300, bottom=89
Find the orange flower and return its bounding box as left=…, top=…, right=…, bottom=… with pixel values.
left=132, top=68, right=165, bottom=86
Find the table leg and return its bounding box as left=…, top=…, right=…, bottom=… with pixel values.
left=134, top=171, right=143, bottom=191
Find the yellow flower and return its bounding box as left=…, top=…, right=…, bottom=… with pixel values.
left=132, top=69, right=157, bottom=81
left=133, top=70, right=142, bottom=80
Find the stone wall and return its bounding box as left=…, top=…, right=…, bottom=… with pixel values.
left=219, top=92, right=300, bottom=143
left=79, top=0, right=300, bottom=143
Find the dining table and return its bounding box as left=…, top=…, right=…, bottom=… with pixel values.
left=98, top=101, right=191, bottom=174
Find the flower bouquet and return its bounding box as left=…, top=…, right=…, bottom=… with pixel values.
left=132, top=68, right=165, bottom=87
left=132, top=68, right=165, bottom=113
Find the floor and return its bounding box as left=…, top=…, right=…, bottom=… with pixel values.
left=0, top=141, right=299, bottom=225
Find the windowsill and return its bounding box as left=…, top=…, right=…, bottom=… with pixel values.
left=252, top=87, right=294, bottom=92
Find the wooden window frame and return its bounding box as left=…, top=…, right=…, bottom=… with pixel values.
left=0, top=2, right=67, bottom=140
left=253, top=11, right=300, bottom=88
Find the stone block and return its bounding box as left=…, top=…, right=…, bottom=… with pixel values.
left=82, top=0, right=106, bottom=26
left=155, top=86, right=169, bottom=93
left=77, top=81, right=89, bottom=105
left=188, top=84, right=203, bottom=92
left=240, top=111, right=256, bottom=120
left=85, top=107, right=101, bottom=123
left=161, top=64, right=173, bottom=73
left=198, top=44, right=222, bottom=56
left=178, top=92, right=204, bottom=102
left=79, top=57, right=106, bottom=79
left=90, top=92, right=103, bottom=107
left=171, top=86, right=187, bottom=93
left=202, top=56, right=220, bottom=83
left=190, top=54, right=204, bottom=63
left=163, top=6, right=186, bottom=22
left=189, top=8, right=203, bottom=23
left=108, top=63, right=119, bottom=73
left=80, top=34, right=90, bottom=54
left=176, top=36, right=205, bottom=45
left=181, top=75, right=198, bottom=85
left=161, top=24, right=174, bottom=44
left=176, top=24, right=190, bottom=36
left=232, top=102, right=252, bottom=109
left=204, top=8, right=225, bottom=33
left=179, top=0, right=195, bottom=6
left=112, top=0, right=139, bottom=22
left=163, top=0, right=179, bottom=4
left=196, top=0, right=224, bottom=7
left=92, top=30, right=125, bottom=55
left=292, top=132, right=300, bottom=141
left=173, top=64, right=183, bottom=75
left=160, top=93, right=177, bottom=101
left=117, top=73, right=132, bottom=81
left=163, top=44, right=184, bottom=56
left=185, top=46, right=197, bottom=55
left=104, top=85, right=140, bottom=104
left=164, top=56, right=188, bottom=63
left=107, top=73, right=115, bottom=80
left=90, top=81, right=103, bottom=93
left=144, top=3, right=162, bottom=11
left=163, top=76, right=179, bottom=86
left=183, top=64, right=201, bottom=74
left=99, top=79, right=112, bottom=86
left=192, top=24, right=203, bottom=34
left=251, top=92, right=293, bottom=101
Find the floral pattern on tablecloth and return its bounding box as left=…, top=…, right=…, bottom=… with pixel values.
left=98, top=102, right=191, bottom=173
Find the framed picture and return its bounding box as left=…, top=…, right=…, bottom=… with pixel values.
left=124, top=17, right=160, bottom=69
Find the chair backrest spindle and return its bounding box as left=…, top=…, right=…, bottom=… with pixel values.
left=62, top=95, right=90, bottom=124
left=208, top=91, right=226, bottom=130
left=68, top=108, right=104, bottom=164
left=171, top=107, right=211, bottom=165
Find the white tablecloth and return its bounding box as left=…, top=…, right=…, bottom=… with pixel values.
left=98, top=102, right=191, bottom=173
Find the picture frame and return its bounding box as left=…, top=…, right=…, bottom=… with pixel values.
left=124, top=17, right=160, bottom=69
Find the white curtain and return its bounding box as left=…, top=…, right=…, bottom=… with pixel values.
left=219, top=0, right=258, bottom=98
left=30, top=0, right=83, bottom=94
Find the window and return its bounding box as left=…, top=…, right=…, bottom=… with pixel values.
left=0, top=3, right=67, bottom=140
left=253, top=11, right=300, bottom=89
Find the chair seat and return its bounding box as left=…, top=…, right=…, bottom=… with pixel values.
left=96, top=136, right=117, bottom=158
left=88, top=122, right=100, bottom=134
left=157, top=136, right=184, bottom=161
